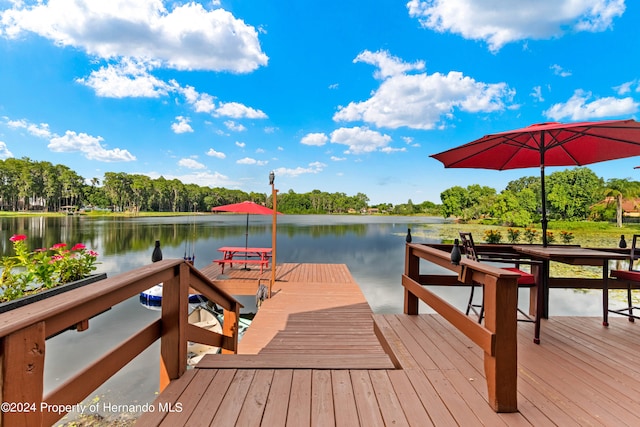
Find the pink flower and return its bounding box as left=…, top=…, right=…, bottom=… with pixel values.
left=71, top=243, right=86, bottom=251
left=88, top=250, right=99, bottom=257
left=9, top=234, right=27, bottom=242
left=51, top=243, right=67, bottom=250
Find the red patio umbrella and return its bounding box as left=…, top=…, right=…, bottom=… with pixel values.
left=211, top=201, right=281, bottom=253
left=431, top=119, right=640, bottom=246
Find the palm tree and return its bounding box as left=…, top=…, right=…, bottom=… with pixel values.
left=603, top=178, right=640, bottom=227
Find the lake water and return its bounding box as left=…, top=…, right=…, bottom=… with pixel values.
left=0, top=214, right=613, bottom=420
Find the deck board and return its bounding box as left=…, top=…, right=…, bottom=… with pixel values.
left=137, top=263, right=640, bottom=426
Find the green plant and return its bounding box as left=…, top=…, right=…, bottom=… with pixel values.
left=506, top=228, right=521, bottom=243
left=0, top=235, right=99, bottom=302
left=484, top=229, right=502, bottom=244
left=560, top=230, right=575, bottom=244
left=524, top=228, right=538, bottom=244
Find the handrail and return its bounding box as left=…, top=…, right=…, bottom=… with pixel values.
left=0, top=259, right=243, bottom=427
left=403, top=243, right=519, bottom=413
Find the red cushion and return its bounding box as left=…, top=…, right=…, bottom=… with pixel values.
left=504, top=267, right=536, bottom=286
left=611, top=270, right=640, bottom=282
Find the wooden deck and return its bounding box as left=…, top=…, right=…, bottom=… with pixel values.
left=137, top=263, right=640, bottom=426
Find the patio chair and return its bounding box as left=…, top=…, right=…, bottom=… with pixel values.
left=459, top=232, right=540, bottom=325
left=609, top=234, right=640, bottom=321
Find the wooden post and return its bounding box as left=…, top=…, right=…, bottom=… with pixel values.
left=1, top=322, right=46, bottom=426
left=222, top=305, right=240, bottom=354
left=404, top=244, right=419, bottom=315
left=159, top=263, right=188, bottom=391
left=482, top=275, right=518, bottom=412
left=270, top=178, right=278, bottom=298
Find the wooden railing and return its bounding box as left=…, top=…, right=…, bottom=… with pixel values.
left=403, top=243, right=519, bottom=413
left=0, top=259, right=242, bottom=427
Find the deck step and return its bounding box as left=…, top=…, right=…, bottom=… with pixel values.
left=195, top=353, right=395, bottom=369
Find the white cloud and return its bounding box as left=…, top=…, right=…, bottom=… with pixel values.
left=235, top=141, right=246, bottom=148
left=145, top=170, right=235, bottom=188
left=273, top=161, right=326, bottom=178
left=1, top=0, right=268, bottom=72
left=181, top=85, right=217, bottom=113
left=77, top=59, right=171, bottom=98
left=354, top=50, right=424, bottom=79
left=330, top=126, right=393, bottom=154
left=237, top=157, right=267, bottom=166
left=614, top=80, right=637, bottom=95
left=407, top=0, right=625, bottom=52
left=215, top=102, right=267, bottom=119
left=206, top=148, right=226, bottom=159
left=225, top=121, right=247, bottom=132
left=0, top=141, right=13, bottom=159
left=49, top=130, right=136, bottom=162
left=4, top=116, right=135, bottom=162
left=330, top=156, right=346, bottom=161
left=531, top=86, right=544, bottom=102
left=178, top=158, right=205, bottom=169
left=544, top=89, right=639, bottom=121
left=551, top=64, right=572, bottom=77
left=171, top=116, right=194, bottom=134
left=380, top=146, right=407, bottom=154
left=301, top=133, right=329, bottom=146
left=334, top=50, right=514, bottom=130
left=6, top=119, right=53, bottom=138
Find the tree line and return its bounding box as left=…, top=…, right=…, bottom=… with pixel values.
left=0, top=158, right=377, bottom=214
left=439, top=167, right=640, bottom=227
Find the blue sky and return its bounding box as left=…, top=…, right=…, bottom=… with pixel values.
left=1, top=0, right=639, bottom=205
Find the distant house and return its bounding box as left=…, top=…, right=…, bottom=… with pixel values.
left=599, top=197, right=640, bottom=217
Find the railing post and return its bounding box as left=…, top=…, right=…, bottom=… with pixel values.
left=0, top=322, right=45, bottom=426
left=222, top=305, right=239, bottom=354
left=404, top=244, right=420, bottom=315
left=482, top=275, right=518, bottom=412
left=159, top=263, right=189, bottom=391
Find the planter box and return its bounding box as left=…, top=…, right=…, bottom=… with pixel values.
left=0, top=273, right=108, bottom=314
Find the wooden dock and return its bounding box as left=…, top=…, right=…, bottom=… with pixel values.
left=137, top=263, right=640, bottom=426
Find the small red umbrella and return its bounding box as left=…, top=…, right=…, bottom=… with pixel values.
left=431, top=119, right=640, bottom=246
left=211, top=201, right=281, bottom=252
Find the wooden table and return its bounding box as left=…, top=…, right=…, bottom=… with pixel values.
left=513, top=245, right=628, bottom=328
left=215, top=246, right=272, bottom=273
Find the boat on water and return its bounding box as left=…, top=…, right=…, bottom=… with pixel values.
left=187, top=305, right=223, bottom=366
left=139, top=283, right=207, bottom=309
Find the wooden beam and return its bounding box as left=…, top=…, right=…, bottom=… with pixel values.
left=402, top=275, right=494, bottom=355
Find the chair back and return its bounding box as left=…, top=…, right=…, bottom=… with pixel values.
left=459, top=232, right=478, bottom=261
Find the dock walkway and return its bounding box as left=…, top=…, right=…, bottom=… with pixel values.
left=137, top=263, right=640, bottom=426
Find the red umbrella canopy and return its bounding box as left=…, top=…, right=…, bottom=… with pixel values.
left=211, top=201, right=281, bottom=215
left=430, top=119, right=640, bottom=246
left=431, top=119, right=640, bottom=170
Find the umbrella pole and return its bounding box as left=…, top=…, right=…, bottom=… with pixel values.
left=244, top=213, right=249, bottom=269
left=540, top=137, right=548, bottom=248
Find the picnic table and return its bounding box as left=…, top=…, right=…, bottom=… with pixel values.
left=214, top=246, right=271, bottom=273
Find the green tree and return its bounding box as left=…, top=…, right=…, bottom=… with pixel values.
left=440, top=186, right=467, bottom=218
left=546, top=168, right=603, bottom=220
